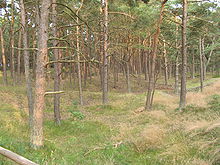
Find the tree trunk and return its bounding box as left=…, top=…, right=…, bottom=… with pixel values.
left=138, top=37, right=142, bottom=83
left=0, top=27, right=7, bottom=85
left=145, top=0, right=168, bottom=110
left=20, top=0, right=34, bottom=129
left=102, top=0, right=109, bottom=104
left=199, top=37, right=204, bottom=92
left=10, top=0, right=15, bottom=85
left=163, top=40, right=168, bottom=85
left=191, top=52, right=195, bottom=79
left=201, top=37, right=206, bottom=80
left=31, top=0, right=50, bottom=149
left=52, top=0, right=61, bottom=125
left=174, top=56, right=179, bottom=94
left=126, top=61, right=131, bottom=93
left=179, top=0, right=188, bottom=109
left=17, top=30, right=22, bottom=83
left=76, top=1, right=84, bottom=106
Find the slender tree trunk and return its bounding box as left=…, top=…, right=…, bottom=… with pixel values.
left=113, top=58, right=117, bottom=88
left=145, top=52, right=149, bottom=81
left=31, top=0, right=50, bottom=149
left=52, top=0, right=61, bottom=125
left=83, top=62, right=87, bottom=88
left=205, top=37, right=215, bottom=74
left=199, top=37, right=204, bottom=92
left=102, top=0, right=109, bottom=104
left=11, top=0, right=15, bottom=85
left=76, top=1, right=84, bottom=106
left=201, top=37, right=206, bottom=80
left=174, top=56, right=179, bottom=94
left=145, top=0, right=168, bottom=110
left=138, top=37, right=142, bottom=83
left=126, top=61, right=131, bottom=93
left=20, top=0, right=34, bottom=135
left=179, top=0, right=188, bottom=109
left=163, top=40, right=168, bottom=85
left=17, top=30, right=22, bottom=83
left=0, top=27, right=7, bottom=85
left=192, top=52, right=195, bottom=79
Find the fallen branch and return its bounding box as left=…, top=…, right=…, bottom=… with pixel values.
left=0, top=146, right=38, bottom=165
left=44, top=91, right=65, bottom=96
left=84, top=141, right=123, bottom=156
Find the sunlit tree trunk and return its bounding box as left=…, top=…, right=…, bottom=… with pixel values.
left=179, top=0, right=188, bottom=109
left=31, top=0, right=50, bottom=149
left=199, top=37, right=204, bottom=92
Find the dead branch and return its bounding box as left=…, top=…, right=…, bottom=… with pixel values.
left=44, top=91, right=64, bottom=96
left=0, top=146, right=38, bottom=165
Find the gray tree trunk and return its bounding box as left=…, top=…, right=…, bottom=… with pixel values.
left=52, top=0, right=61, bottom=125
left=20, top=0, right=34, bottom=128
left=102, top=0, right=109, bottom=104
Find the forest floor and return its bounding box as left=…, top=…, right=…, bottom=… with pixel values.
left=0, top=74, right=220, bottom=165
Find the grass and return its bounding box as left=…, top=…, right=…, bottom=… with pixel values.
left=0, top=73, right=220, bottom=164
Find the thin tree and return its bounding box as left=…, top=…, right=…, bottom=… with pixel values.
left=199, top=36, right=204, bottom=92
left=102, top=0, right=109, bottom=104
left=0, top=27, right=7, bottom=85
left=76, top=0, right=84, bottom=106
left=145, top=0, right=168, bottom=110
left=10, top=0, right=15, bottom=85
left=179, top=0, right=188, bottom=109
left=20, top=0, right=34, bottom=127
left=52, top=0, right=61, bottom=125
left=17, top=30, right=22, bottom=83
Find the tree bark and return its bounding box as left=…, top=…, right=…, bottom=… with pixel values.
left=163, top=40, right=168, bottom=86
left=20, top=0, right=34, bottom=131
left=52, top=0, right=61, bottom=125
left=17, top=30, right=22, bottom=83
left=102, top=0, right=109, bottom=104
left=174, top=56, right=179, bottom=94
left=191, top=51, right=195, bottom=79
left=126, top=61, right=131, bottom=93
left=145, top=0, right=168, bottom=110
left=31, top=0, right=50, bottom=149
left=0, top=27, right=7, bottom=85
left=199, top=37, right=204, bottom=92
left=179, top=0, right=188, bottom=109
left=10, top=0, right=15, bottom=85
left=76, top=1, right=84, bottom=106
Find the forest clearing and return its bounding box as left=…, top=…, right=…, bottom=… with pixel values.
left=0, top=0, right=220, bottom=164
